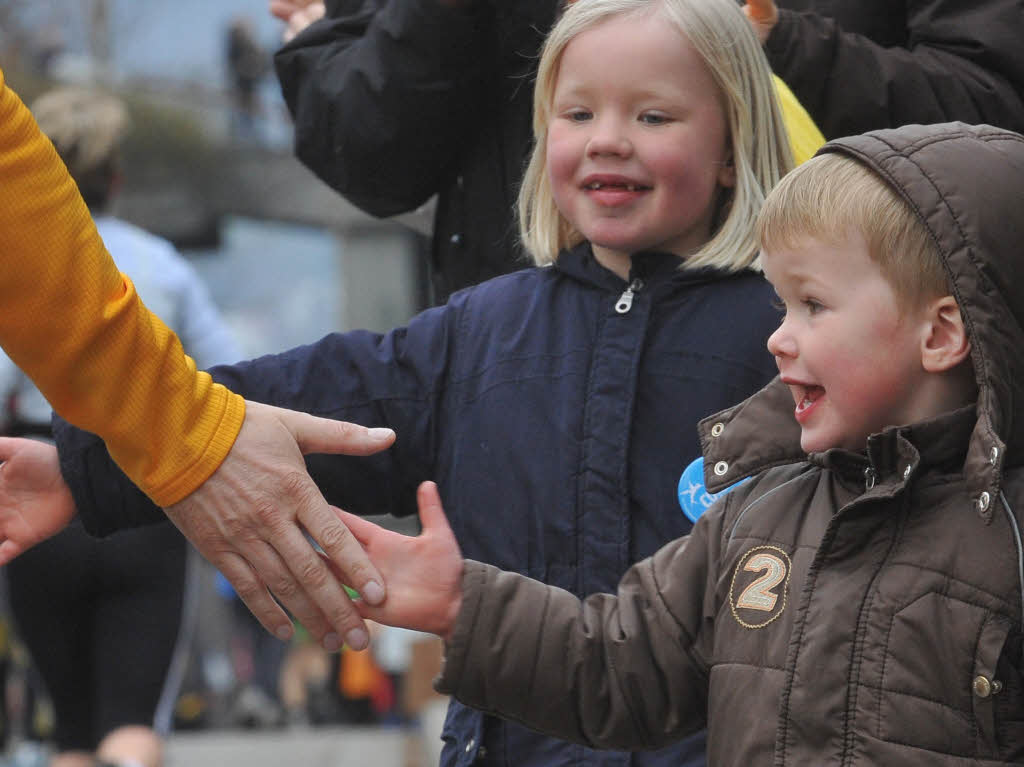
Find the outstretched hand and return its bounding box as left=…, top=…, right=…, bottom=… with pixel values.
left=743, top=0, right=779, bottom=43
left=164, top=401, right=396, bottom=652
left=0, top=437, right=75, bottom=565
left=335, top=482, right=464, bottom=641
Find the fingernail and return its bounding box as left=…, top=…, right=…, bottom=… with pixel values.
left=322, top=632, right=342, bottom=652
left=361, top=580, right=385, bottom=605
left=345, top=627, right=369, bottom=651
left=276, top=624, right=294, bottom=641
left=369, top=428, right=394, bottom=440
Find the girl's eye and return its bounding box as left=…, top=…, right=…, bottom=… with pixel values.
left=565, top=108, right=592, bottom=123
left=639, top=112, right=670, bottom=126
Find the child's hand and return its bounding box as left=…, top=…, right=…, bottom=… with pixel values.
left=334, top=482, right=464, bottom=641
left=743, top=0, right=779, bottom=43
left=0, top=437, right=76, bottom=565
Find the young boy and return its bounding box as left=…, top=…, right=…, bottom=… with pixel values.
left=338, top=122, right=1024, bottom=765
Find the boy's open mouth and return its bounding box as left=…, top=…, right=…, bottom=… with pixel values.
left=794, top=385, right=825, bottom=417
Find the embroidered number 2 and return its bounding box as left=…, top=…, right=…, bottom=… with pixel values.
left=735, top=553, right=787, bottom=611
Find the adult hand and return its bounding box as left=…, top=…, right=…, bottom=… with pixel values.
left=164, top=400, right=396, bottom=652
left=269, top=0, right=326, bottom=44
left=743, top=0, right=779, bottom=44
left=0, top=437, right=76, bottom=565
left=336, top=482, right=464, bottom=641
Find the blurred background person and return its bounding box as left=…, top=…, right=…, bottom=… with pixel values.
left=224, top=16, right=270, bottom=142
left=0, top=86, right=242, bottom=767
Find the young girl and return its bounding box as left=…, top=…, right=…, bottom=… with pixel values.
left=20, top=0, right=806, bottom=764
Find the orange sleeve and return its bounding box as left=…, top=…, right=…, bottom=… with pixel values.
left=0, top=69, right=245, bottom=506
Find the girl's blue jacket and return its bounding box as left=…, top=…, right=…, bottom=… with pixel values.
left=55, top=242, right=780, bottom=766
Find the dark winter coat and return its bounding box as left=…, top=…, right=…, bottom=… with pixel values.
left=274, top=0, right=559, bottom=302
left=54, top=244, right=781, bottom=766
left=435, top=124, right=1024, bottom=764
left=769, top=0, right=1024, bottom=137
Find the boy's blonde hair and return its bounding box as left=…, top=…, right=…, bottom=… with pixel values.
left=519, top=0, right=794, bottom=272
left=757, top=153, right=949, bottom=308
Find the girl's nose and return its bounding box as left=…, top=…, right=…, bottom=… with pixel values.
left=586, top=120, right=632, bottom=158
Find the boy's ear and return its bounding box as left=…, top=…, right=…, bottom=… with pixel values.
left=920, top=295, right=971, bottom=373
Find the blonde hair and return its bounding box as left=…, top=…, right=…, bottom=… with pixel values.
left=757, top=153, right=948, bottom=308
left=519, top=0, right=793, bottom=272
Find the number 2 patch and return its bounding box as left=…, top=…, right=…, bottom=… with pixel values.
left=729, top=545, right=791, bottom=629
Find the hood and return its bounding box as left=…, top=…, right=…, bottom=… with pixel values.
left=700, top=123, right=1024, bottom=521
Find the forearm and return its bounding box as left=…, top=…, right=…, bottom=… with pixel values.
left=765, top=3, right=1024, bottom=137
left=0, top=70, right=244, bottom=506
left=275, top=0, right=488, bottom=214
left=438, top=551, right=709, bottom=751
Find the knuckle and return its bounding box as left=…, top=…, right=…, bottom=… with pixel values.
left=315, top=520, right=353, bottom=554
left=295, top=557, right=330, bottom=592
left=270, top=574, right=300, bottom=601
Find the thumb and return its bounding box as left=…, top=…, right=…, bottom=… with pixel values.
left=257, top=402, right=396, bottom=456
left=417, top=481, right=454, bottom=540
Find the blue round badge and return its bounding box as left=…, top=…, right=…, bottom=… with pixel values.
left=677, top=456, right=748, bottom=524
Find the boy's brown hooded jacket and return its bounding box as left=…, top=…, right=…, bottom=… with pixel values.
left=435, top=123, right=1024, bottom=764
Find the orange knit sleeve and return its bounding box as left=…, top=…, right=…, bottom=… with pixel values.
left=0, top=69, right=245, bottom=506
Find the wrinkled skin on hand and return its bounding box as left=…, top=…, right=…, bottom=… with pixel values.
left=164, top=401, right=395, bottom=652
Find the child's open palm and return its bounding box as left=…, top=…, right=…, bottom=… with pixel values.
left=0, top=437, right=76, bottom=565
left=334, top=482, right=464, bottom=641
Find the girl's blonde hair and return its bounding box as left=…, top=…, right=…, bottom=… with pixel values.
left=519, top=0, right=793, bottom=272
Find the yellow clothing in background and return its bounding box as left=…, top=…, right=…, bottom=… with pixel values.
left=774, top=75, right=825, bottom=165
left=0, top=69, right=244, bottom=506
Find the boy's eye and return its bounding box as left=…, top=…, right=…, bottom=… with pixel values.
left=804, top=299, right=824, bottom=315
left=770, top=297, right=786, bottom=314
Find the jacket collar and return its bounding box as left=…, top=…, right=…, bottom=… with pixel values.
left=553, top=241, right=742, bottom=292
left=699, top=376, right=976, bottom=498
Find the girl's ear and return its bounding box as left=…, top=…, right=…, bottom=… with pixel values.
left=717, top=153, right=736, bottom=189
left=920, top=295, right=970, bottom=373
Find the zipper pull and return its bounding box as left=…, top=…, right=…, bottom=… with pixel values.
left=615, top=278, right=645, bottom=314
left=864, top=466, right=877, bottom=490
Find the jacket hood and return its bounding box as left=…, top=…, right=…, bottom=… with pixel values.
left=701, top=122, right=1024, bottom=521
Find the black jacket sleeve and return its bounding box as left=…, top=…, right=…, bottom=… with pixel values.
left=274, top=0, right=493, bottom=217
left=766, top=0, right=1024, bottom=138
left=54, top=303, right=460, bottom=536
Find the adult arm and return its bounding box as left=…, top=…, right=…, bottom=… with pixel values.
left=273, top=0, right=491, bottom=216
left=748, top=0, right=1024, bottom=137
left=0, top=69, right=397, bottom=650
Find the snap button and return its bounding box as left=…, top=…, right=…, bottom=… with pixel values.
left=713, top=461, right=729, bottom=476
left=465, top=738, right=475, bottom=752
left=992, top=679, right=1004, bottom=695
left=973, top=675, right=993, bottom=698
left=990, top=446, right=1000, bottom=465
left=902, top=465, right=912, bottom=480
left=711, top=422, right=724, bottom=437
left=977, top=491, right=991, bottom=512
left=450, top=233, right=462, bottom=245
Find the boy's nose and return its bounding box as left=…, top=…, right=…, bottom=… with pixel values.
left=766, top=323, right=796, bottom=359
